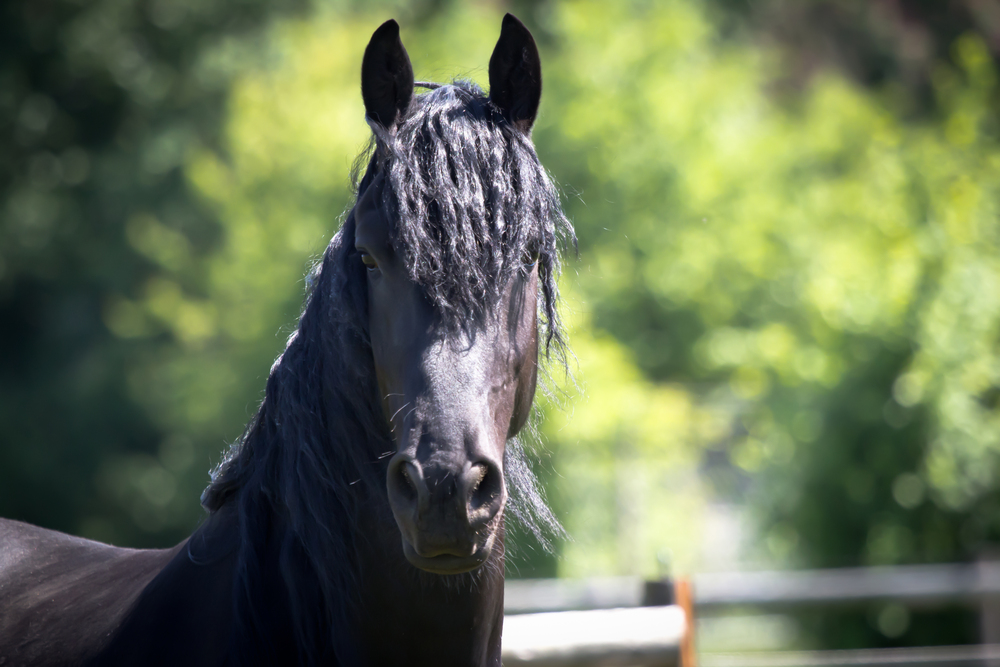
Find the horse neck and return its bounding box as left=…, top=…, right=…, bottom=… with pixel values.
left=351, top=504, right=507, bottom=666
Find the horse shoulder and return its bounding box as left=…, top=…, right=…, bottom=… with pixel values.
left=0, top=518, right=180, bottom=667
left=89, top=506, right=239, bottom=667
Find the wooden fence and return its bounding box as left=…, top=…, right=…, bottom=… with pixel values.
left=501, top=561, right=1000, bottom=667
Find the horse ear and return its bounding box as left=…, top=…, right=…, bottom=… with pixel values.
left=361, top=19, right=414, bottom=130
left=489, top=13, right=542, bottom=134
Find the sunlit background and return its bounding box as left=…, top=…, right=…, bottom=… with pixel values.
left=4, top=0, right=1000, bottom=654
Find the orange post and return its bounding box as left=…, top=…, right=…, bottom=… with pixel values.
left=675, top=577, right=697, bottom=667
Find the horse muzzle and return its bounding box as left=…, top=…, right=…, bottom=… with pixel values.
left=387, top=453, right=506, bottom=574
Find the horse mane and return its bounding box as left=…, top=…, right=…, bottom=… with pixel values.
left=199, top=80, right=574, bottom=665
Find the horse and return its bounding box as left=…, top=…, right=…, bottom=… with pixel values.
left=0, top=13, right=573, bottom=667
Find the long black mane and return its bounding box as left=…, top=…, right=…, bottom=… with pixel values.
left=199, top=80, right=573, bottom=664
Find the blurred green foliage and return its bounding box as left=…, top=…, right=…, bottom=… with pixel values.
left=4, top=0, right=1000, bottom=650
left=0, top=0, right=309, bottom=547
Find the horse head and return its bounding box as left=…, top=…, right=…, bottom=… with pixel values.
left=356, top=15, right=554, bottom=575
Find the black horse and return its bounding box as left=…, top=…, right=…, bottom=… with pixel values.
left=0, top=14, right=573, bottom=667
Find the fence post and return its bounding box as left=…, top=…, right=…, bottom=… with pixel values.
left=980, top=550, right=1000, bottom=667
left=675, top=577, right=697, bottom=667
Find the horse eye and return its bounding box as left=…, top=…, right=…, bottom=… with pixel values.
left=360, top=253, right=379, bottom=271
left=523, top=250, right=539, bottom=267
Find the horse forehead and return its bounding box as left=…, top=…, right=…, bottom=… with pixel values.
left=354, top=177, right=389, bottom=247
left=426, top=274, right=536, bottom=352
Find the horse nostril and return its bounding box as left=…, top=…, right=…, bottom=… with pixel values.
left=397, top=463, right=418, bottom=502
left=388, top=455, right=425, bottom=512
left=468, top=463, right=501, bottom=513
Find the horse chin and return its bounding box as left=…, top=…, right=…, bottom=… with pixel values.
left=401, top=532, right=496, bottom=575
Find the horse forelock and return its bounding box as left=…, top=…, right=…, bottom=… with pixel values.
left=366, top=80, right=574, bottom=358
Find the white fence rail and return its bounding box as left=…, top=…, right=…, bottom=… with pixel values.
left=504, top=562, right=1000, bottom=615
left=505, top=576, right=648, bottom=614
left=502, top=606, right=686, bottom=667
left=700, top=644, right=1000, bottom=667
left=695, top=562, right=1000, bottom=611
